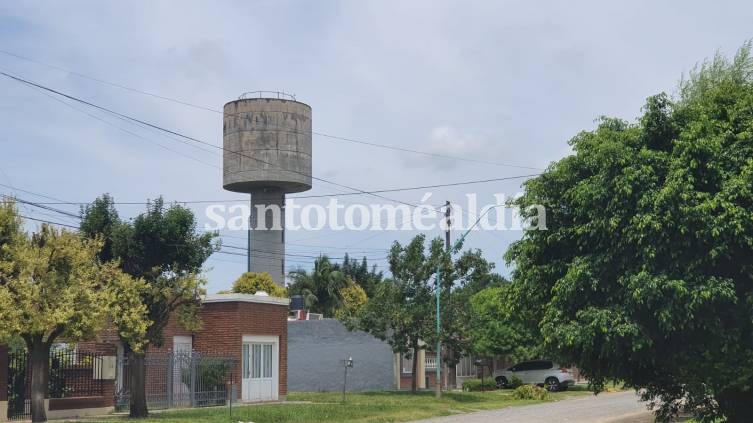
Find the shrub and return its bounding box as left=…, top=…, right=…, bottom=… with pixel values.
left=512, top=384, right=551, bottom=400
left=509, top=375, right=523, bottom=388
left=462, top=378, right=498, bottom=392
left=181, top=359, right=230, bottom=390
left=232, top=272, right=287, bottom=297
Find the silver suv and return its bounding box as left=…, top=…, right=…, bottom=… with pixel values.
left=493, top=360, right=575, bottom=391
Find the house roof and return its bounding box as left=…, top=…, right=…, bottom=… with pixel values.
left=202, top=293, right=290, bottom=306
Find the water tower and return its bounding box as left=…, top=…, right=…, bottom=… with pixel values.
left=223, top=92, right=312, bottom=286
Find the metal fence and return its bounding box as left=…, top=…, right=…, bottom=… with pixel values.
left=49, top=347, right=104, bottom=398
left=115, top=352, right=235, bottom=412
left=7, top=349, right=30, bottom=421
left=6, top=347, right=105, bottom=420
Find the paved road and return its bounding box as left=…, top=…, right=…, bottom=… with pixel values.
left=411, top=391, right=653, bottom=423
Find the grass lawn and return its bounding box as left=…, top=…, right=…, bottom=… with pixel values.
left=84, top=389, right=588, bottom=423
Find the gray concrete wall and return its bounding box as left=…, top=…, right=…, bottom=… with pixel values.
left=288, top=319, right=395, bottom=392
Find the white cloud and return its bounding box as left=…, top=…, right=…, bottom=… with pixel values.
left=420, top=126, right=496, bottom=169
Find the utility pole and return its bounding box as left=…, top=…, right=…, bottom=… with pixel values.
left=443, top=201, right=451, bottom=392
left=436, top=201, right=451, bottom=398
left=435, top=203, right=495, bottom=398
left=445, top=200, right=451, bottom=250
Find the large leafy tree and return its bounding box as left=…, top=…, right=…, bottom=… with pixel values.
left=354, top=234, right=499, bottom=392
left=0, top=200, right=146, bottom=422
left=467, top=284, right=535, bottom=361
left=80, top=195, right=216, bottom=418
left=506, top=45, right=753, bottom=422
left=357, top=234, right=438, bottom=393
left=438, top=247, right=507, bottom=367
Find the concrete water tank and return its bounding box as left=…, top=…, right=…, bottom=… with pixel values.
left=223, top=93, right=312, bottom=193
left=222, top=92, right=313, bottom=286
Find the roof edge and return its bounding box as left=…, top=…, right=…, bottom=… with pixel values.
left=203, top=293, right=290, bottom=306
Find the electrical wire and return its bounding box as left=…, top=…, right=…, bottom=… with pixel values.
left=18, top=214, right=78, bottom=229
left=0, top=48, right=543, bottom=171
left=22, top=173, right=538, bottom=205
left=0, top=70, right=432, bottom=209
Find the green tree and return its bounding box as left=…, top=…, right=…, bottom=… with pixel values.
left=0, top=200, right=146, bottom=422
left=341, top=253, right=383, bottom=297
left=353, top=234, right=502, bottom=392
left=232, top=272, right=287, bottom=297
left=506, top=44, right=753, bottom=422
left=80, top=195, right=216, bottom=418
left=334, top=281, right=368, bottom=322
left=467, top=285, right=534, bottom=360
left=288, top=256, right=348, bottom=317
left=357, top=234, right=440, bottom=393
left=438, top=248, right=507, bottom=368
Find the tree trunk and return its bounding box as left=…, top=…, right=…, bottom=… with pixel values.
left=28, top=337, right=50, bottom=423
left=411, top=344, right=419, bottom=394
left=716, top=388, right=753, bottom=422
left=128, top=351, right=149, bottom=418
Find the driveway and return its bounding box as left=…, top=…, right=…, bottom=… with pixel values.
left=411, top=391, right=653, bottom=423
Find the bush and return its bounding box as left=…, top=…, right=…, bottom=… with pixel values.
left=512, top=384, right=551, bottom=400
left=509, top=375, right=523, bottom=388
left=232, top=272, right=287, bottom=297
left=181, top=359, right=230, bottom=390
left=462, top=378, right=498, bottom=392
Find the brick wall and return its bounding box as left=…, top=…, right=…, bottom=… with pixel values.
left=157, top=300, right=289, bottom=398
left=236, top=302, right=288, bottom=396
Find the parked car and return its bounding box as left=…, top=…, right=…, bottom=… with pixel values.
left=493, top=360, right=575, bottom=391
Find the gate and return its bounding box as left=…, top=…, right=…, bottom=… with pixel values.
left=7, top=350, right=30, bottom=421
left=115, top=352, right=234, bottom=412
left=6, top=347, right=107, bottom=420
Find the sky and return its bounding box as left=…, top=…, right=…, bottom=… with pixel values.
left=0, top=1, right=752, bottom=293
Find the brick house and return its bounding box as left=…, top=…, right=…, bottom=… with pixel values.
left=143, top=293, right=290, bottom=402
left=1, top=292, right=289, bottom=421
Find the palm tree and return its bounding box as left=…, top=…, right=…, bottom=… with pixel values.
left=289, top=256, right=349, bottom=317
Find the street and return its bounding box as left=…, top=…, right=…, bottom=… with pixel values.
left=411, top=391, right=654, bottom=423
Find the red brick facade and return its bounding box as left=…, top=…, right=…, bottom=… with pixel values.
left=153, top=297, right=289, bottom=399
left=0, top=295, right=288, bottom=421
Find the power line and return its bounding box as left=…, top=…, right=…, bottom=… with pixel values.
left=2, top=195, right=81, bottom=219
left=0, top=49, right=219, bottom=113
left=0, top=70, right=430, bottom=210
left=0, top=182, right=80, bottom=207
left=18, top=214, right=79, bottom=229
left=215, top=250, right=385, bottom=268
left=219, top=244, right=387, bottom=261
left=4, top=185, right=389, bottom=261
left=1, top=183, right=420, bottom=255
left=0, top=49, right=543, bottom=170
left=25, top=83, right=221, bottom=169
left=17, top=207, right=80, bottom=224
left=312, top=131, right=542, bottom=170
left=19, top=174, right=538, bottom=205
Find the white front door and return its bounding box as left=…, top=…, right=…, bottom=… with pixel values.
left=241, top=335, right=278, bottom=402
left=173, top=336, right=192, bottom=404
